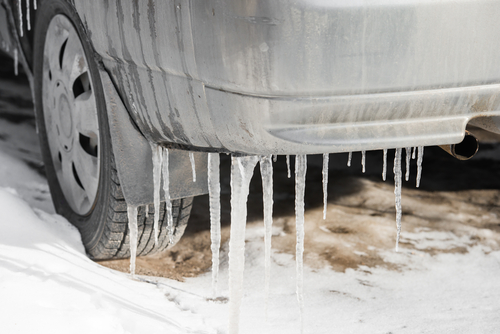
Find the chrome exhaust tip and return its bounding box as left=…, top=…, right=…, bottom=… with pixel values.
left=439, top=130, right=478, bottom=160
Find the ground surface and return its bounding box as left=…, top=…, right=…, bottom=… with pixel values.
left=1, top=52, right=500, bottom=333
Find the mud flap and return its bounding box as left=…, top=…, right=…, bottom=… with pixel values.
left=99, top=69, right=208, bottom=206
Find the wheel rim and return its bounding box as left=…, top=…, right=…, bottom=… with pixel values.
left=42, top=15, right=100, bottom=215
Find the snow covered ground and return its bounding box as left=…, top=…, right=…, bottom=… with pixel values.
left=1, top=53, right=500, bottom=333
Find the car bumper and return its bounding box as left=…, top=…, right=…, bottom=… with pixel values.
left=77, top=0, right=500, bottom=154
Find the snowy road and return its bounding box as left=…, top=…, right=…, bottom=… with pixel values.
left=1, top=51, right=500, bottom=333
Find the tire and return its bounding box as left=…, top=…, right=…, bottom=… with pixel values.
left=33, top=0, right=192, bottom=260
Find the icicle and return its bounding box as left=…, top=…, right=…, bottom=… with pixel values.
left=26, top=0, right=30, bottom=31
left=416, top=146, right=424, bottom=188
left=228, top=155, right=259, bottom=334
left=18, top=0, right=23, bottom=37
left=405, top=147, right=411, bottom=181
left=260, top=155, right=273, bottom=314
left=34, top=0, right=37, bottom=10
left=295, top=154, right=307, bottom=333
left=393, top=149, right=403, bottom=252
left=145, top=204, right=149, bottom=218
left=382, top=149, right=388, bottom=181
left=361, top=151, right=366, bottom=173
left=127, top=205, right=138, bottom=276
left=162, top=147, right=173, bottom=244
left=347, top=152, right=352, bottom=167
left=14, top=49, right=18, bottom=76
left=272, top=154, right=277, bottom=163
left=208, top=153, right=221, bottom=298
left=322, top=153, right=329, bottom=220
left=412, top=147, right=417, bottom=159
left=150, top=143, right=163, bottom=246
left=286, top=155, right=291, bottom=178
left=189, top=152, right=196, bottom=182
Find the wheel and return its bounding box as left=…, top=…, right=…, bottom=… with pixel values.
left=33, top=0, right=192, bottom=260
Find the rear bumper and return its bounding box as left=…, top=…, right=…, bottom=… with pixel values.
left=77, top=0, right=500, bottom=154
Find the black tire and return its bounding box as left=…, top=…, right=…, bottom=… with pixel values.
left=33, top=0, right=192, bottom=260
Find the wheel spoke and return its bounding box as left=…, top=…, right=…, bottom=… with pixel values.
left=72, top=144, right=99, bottom=202
left=73, top=91, right=99, bottom=136
left=59, top=156, right=88, bottom=213
left=44, top=18, right=69, bottom=77
left=62, top=29, right=88, bottom=85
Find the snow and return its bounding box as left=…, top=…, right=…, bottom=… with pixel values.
left=1, top=144, right=500, bottom=333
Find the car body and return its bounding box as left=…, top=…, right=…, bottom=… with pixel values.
left=1, top=0, right=500, bottom=257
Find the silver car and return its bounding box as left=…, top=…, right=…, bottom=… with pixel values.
left=1, top=0, right=499, bottom=259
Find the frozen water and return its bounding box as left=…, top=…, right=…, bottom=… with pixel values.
left=417, top=146, right=424, bottom=187
left=18, top=0, right=23, bottom=37
left=189, top=152, right=196, bottom=182
left=273, top=155, right=277, bottom=163
left=150, top=143, right=162, bottom=246
left=208, top=153, right=221, bottom=297
left=347, top=152, right=352, bottom=167
left=393, top=148, right=403, bottom=252
left=361, top=151, right=366, bottom=173
left=405, top=147, right=411, bottom=181
left=286, top=155, right=291, bottom=179
left=145, top=204, right=149, bottom=218
left=14, top=49, right=18, bottom=76
left=322, top=153, right=329, bottom=220
left=228, top=155, right=259, bottom=334
left=382, top=149, right=388, bottom=181
left=295, top=154, right=307, bottom=333
left=162, top=147, right=173, bottom=244
left=34, top=0, right=37, bottom=10
left=259, top=155, right=273, bottom=312
left=127, top=205, right=138, bottom=276
left=26, top=0, right=30, bottom=31
left=412, top=147, right=417, bottom=159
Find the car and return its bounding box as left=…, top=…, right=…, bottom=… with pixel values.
left=1, top=0, right=499, bottom=260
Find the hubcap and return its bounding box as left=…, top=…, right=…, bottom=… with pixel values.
left=42, top=15, right=100, bottom=215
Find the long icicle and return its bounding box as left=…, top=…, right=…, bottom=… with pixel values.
left=260, top=155, right=274, bottom=316
left=14, top=49, right=18, bottom=76
left=412, top=147, right=417, bottom=159
left=18, top=0, right=23, bottom=37
left=162, top=147, right=174, bottom=244
left=394, top=148, right=403, bottom=252
left=286, top=155, right=291, bottom=178
left=34, top=0, right=37, bottom=10
left=208, top=153, right=221, bottom=298
left=382, top=149, right=388, bottom=181
left=127, top=205, right=138, bottom=276
left=150, top=143, right=162, bottom=246
left=322, top=153, right=329, bottom=220
left=347, top=152, right=352, bottom=167
left=416, top=146, right=424, bottom=187
left=26, top=0, right=30, bottom=31
left=361, top=151, right=366, bottom=173
left=295, top=154, right=307, bottom=334
left=405, top=147, right=411, bottom=181
left=228, top=155, right=259, bottom=334
left=189, top=152, right=196, bottom=182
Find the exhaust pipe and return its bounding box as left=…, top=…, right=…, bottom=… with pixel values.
left=439, top=130, right=478, bottom=160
